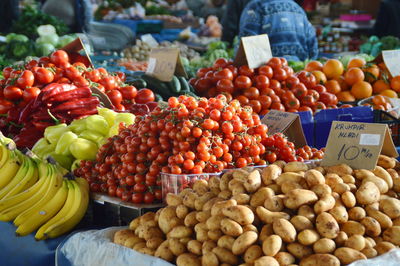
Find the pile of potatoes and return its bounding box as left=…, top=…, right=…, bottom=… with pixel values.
left=113, top=155, right=400, bottom=266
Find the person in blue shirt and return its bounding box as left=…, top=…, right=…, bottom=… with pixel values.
left=239, top=0, right=318, bottom=61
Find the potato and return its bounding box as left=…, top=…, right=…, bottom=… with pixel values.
left=232, top=169, right=249, bottom=182
left=232, top=231, right=258, bottom=255
left=334, top=247, right=367, bottom=264
left=250, top=187, right=275, bottom=207
left=364, top=237, right=376, bottom=248
left=354, top=169, right=376, bottom=180
left=123, top=236, right=142, bottom=248
left=166, top=193, right=183, bottom=206
left=262, top=235, right=282, bottom=256
left=132, top=241, right=146, bottom=251
left=334, top=231, right=348, bottom=246
left=169, top=238, right=187, bottom=256
left=325, top=164, right=353, bottom=176
left=129, top=218, right=140, bottom=231
left=332, top=182, right=350, bottom=194
left=138, top=247, right=155, bottom=256
left=176, top=253, right=201, bottom=266
left=342, top=174, right=356, bottom=184
left=287, top=243, right=313, bottom=259
left=206, top=215, right=224, bottom=231
left=175, top=204, right=189, bottom=219
left=187, top=240, right=202, bottom=255
left=380, top=198, right=400, bottom=219
left=168, top=226, right=192, bottom=238
left=201, top=252, right=219, bottom=266
left=373, top=166, right=393, bottom=189
left=274, top=251, right=295, bottom=265
left=366, top=207, right=393, bottom=229
left=220, top=218, right=243, bottom=237
left=383, top=226, right=400, bottom=245
left=281, top=180, right=304, bottom=194
left=244, top=245, right=263, bottom=263
left=264, top=195, right=284, bottom=212
left=180, top=237, right=191, bottom=245
left=212, top=247, right=238, bottom=265
left=244, top=170, right=262, bottom=192
left=374, top=241, right=396, bottom=255
left=276, top=172, right=303, bottom=186
left=394, top=217, right=400, bottom=226
left=220, top=172, right=231, bottom=191
left=203, top=197, right=223, bottom=211
left=316, top=212, right=339, bottom=239
left=243, top=224, right=258, bottom=233
left=348, top=207, right=366, bottom=221
left=378, top=155, right=396, bottom=169
left=113, top=229, right=135, bottom=245
left=158, top=206, right=179, bottom=234
left=345, top=234, right=365, bottom=251
left=267, top=184, right=282, bottom=194
left=325, top=174, right=342, bottom=187
left=305, top=169, right=325, bottom=187
left=291, top=216, right=314, bottom=231
left=361, top=217, right=381, bottom=237
left=194, top=192, right=216, bottom=211
left=209, top=176, right=220, bottom=190
left=232, top=193, right=251, bottom=205
left=299, top=254, right=340, bottom=266
left=284, top=162, right=308, bottom=172
left=298, top=229, right=320, bottom=245
left=361, top=247, right=378, bottom=258
left=341, top=191, right=356, bottom=208
left=356, top=181, right=381, bottom=205
left=273, top=218, right=297, bottom=243
left=218, top=190, right=232, bottom=200
left=254, top=256, right=279, bottom=266
left=202, top=240, right=217, bottom=254
left=231, top=182, right=246, bottom=195
left=298, top=206, right=316, bottom=223
left=284, top=189, right=318, bottom=209
left=218, top=235, right=235, bottom=250
left=182, top=191, right=197, bottom=209
left=184, top=211, right=198, bottom=227
left=311, top=184, right=332, bottom=198
left=154, top=240, right=174, bottom=262
left=387, top=168, right=399, bottom=179
left=211, top=199, right=237, bottom=216
left=222, top=205, right=254, bottom=225
left=342, top=221, right=365, bottom=236
left=313, top=238, right=336, bottom=254
left=362, top=176, right=388, bottom=194
left=196, top=210, right=211, bottom=223
left=208, top=229, right=223, bottom=241
left=314, top=195, right=335, bottom=214
left=259, top=224, right=274, bottom=242
left=261, top=164, right=282, bottom=185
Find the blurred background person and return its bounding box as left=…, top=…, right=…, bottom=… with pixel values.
left=373, top=0, right=400, bottom=38
left=0, top=0, right=20, bottom=33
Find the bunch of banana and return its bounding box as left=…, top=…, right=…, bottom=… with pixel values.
left=0, top=138, right=89, bottom=239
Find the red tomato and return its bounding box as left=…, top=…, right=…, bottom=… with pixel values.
left=243, top=87, right=260, bottom=100
left=213, top=58, right=229, bottom=69
left=292, top=83, right=308, bottom=99
left=99, top=76, right=117, bottom=91
left=4, top=85, right=23, bottom=101
left=258, top=65, right=273, bottom=79
left=65, top=67, right=81, bottom=80
left=85, top=69, right=100, bottom=82
left=301, top=95, right=316, bottom=107
left=144, top=192, right=155, bottom=203
left=17, top=70, right=34, bottom=88
left=214, top=68, right=233, bottom=81
left=308, top=89, right=320, bottom=101
left=73, top=76, right=89, bottom=87
left=0, top=99, right=14, bottom=114
left=119, top=86, right=137, bottom=100
left=267, top=57, right=282, bottom=69
left=234, top=75, right=252, bottom=89
left=254, top=75, right=270, bottom=90
left=2, top=67, right=13, bottom=79
left=285, top=75, right=300, bottom=89
left=297, top=71, right=317, bottom=89
left=135, top=89, right=155, bottom=104
left=50, top=50, right=69, bottom=66
left=216, top=79, right=234, bottom=94
left=107, top=90, right=123, bottom=105
left=273, top=68, right=288, bottom=81
left=319, top=92, right=338, bottom=106
left=22, top=87, right=40, bottom=102
left=313, top=84, right=327, bottom=93
left=34, top=67, right=54, bottom=84
left=195, top=78, right=212, bottom=94
left=131, top=193, right=144, bottom=203
left=239, top=65, right=255, bottom=77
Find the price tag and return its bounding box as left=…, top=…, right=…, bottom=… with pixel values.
left=382, top=50, right=400, bottom=77
left=261, top=110, right=307, bottom=148
left=141, top=34, right=158, bottom=48
left=321, top=121, right=398, bottom=169
left=61, top=37, right=94, bottom=67
left=146, top=48, right=187, bottom=82
left=234, top=34, right=273, bottom=69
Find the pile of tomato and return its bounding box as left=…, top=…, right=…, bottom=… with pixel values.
left=191, top=57, right=339, bottom=115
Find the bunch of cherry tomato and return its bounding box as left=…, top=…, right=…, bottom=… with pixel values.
left=191, top=57, right=339, bottom=115
left=75, top=94, right=272, bottom=203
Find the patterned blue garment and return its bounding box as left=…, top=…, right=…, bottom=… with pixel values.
left=239, top=0, right=318, bottom=61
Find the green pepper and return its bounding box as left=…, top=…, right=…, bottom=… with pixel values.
left=32, top=138, right=56, bottom=158
left=6, top=33, right=29, bottom=43
left=85, top=115, right=110, bottom=136
left=69, top=119, right=87, bottom=134
left=44, top=123, right=69, bottom=144
left=55, top=131, right=78, bottom=156
left=69, top=138, right=98, bottom=160
left=114, top=113, right=135, bottom=126
left=97, top=107, right=117, bottom=127
left=79, top=130, right=104, bottom=144
left=45, top=152, right=73, bottom=170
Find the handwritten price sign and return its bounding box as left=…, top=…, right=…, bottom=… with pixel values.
left=234, top=34, right=272, bottom=69
left=146, top=48, right=187, bottom=82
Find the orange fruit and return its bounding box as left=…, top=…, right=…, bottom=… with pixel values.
left=312, top=70, right=327, bottom=85
left=380, top=89, right=398, bottom=98
left=323, top=59, right=344, bottom=79
left=373, top=79, right=390, bottom=94
left=351, top=81, right=373, bottom=99
left=372, top=95, right=387, bottom=106
left=390, top=76, right=400, bottom=92
left=347, top=58, right=366, bottom=69
left=336, top=91, right=356, bottom=102
left=334, top=76, right=350, bottom=91
left=325, top=80, right=342, bottom=94
left=344, top=67, right=365, bottom=86
left=305, top=60, right=323, bottom=72
left=364, top=64, right=380, bottom=83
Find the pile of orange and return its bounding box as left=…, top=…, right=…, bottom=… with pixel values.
left=361, top=95, right=393, bottom=111
left=305, top=58, right=400, bottom=102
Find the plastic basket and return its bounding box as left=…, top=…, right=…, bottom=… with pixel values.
left=161, top=172, right=221, bottom=200
left=373, top=110, right=400, bottom=146
left=222, top=165, right=267, bottom=173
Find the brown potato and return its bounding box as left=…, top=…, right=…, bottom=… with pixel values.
left=202, top=240, right=217, bottom=254
left=222, top=205, right=254, bottom=225
left=220, top=218, right=243, bottom=237
left=345, top=234, right=366, bottom=251
left=298, top=205, right=316, bottom=223
left=314, top=195, right=335, bottom=214
left=232, top=231, right=258, bottom=255
left=287, top=243, right=313, bottom=259
left=383, top=226, right=400, bottom=245
left=284, top=162, right=308, bottom=172
left=362, top=176, right=388, bottom=194
left=232, top=193, right=251, bottom=205
left=281, top=181, right=304, bottom=194
left=366, top=207, right=393, bottom=229
left=154, top=240, right=174, bottom=262
left=342, top=174, right=356, bottom=184
left=311, top=184, right=332, bottom=198
left=206, top=215, right=224, bottom=231
left=129, top=218, right=140, bottom=231
left=201, top=252, right=219, bottom=266
left=169, top=238, right=187, bottom=256
left=262, top=235, right=282, bottom=256
left=356, top=181, right=381, bottom=205
left=184, top=211, right=198, bottom=227
left=342, top=221, right=365, bottom=236
left=334, top=247, right=367, bottom=264
left=113, top=229, right=135, bottom=245
left=341, top=191, right=356, bottom=208
left=168, top=226, right=192, bottom=238
left=166, top=193, right=183, bottom=206
left=208, top=229, right=223, bottom=241
left=276, top=172, right=304, bottom=186
left=313, top=238, right=336, bottom=254
left=299, top=254, right=340, bottom=266
left=375, top=241, right=396, bottom=255
left=211, top=199, right=237, bottom=216
left=348, top=207, right=366, bottom=221
left=187, top=240, right=202, bottom=255
left=261, top=164, right=282, bottom=185
left=212, top=247, right=239, bottom=265
left=361, top=247, right=378, bottom=258
left=176, top=253, right=201, bottom=266
left=259, top=224, right=274, bottom=242
left=305, top=169, right=325, bottom=187
left=284, top=189, right=318, bottom=209
left=122, top=236, right=142, bottom=248
left=298, top=229, right=320, bottom=246
left=243, top=224, right=258, bottom=233
left=377, top=155, right=396, bottom=169
left=244, top=170, right=262, bottom=192
left=250, top=187, right=275, bottom=207
left=254, top=256, right=279, bottom=266
left=373, top=166, right=393, bottom=189
left=146, top=237, right=164, bottom=249
left=290, top=215, right=314, bottom=231
left=217, top=235, right=235, bottom=251
left=244, top=245, right=263, bottom=263
left=325, top=164, right=353, bottom=176
left=334, top=231, right=348, bottom=246
left=264, top=195, right=285, bottom=212
left=316, top=212, right=339, bottom=239
left=196, top=210, right=211, bottom=223
left=274, top=251, right=295, bottom=265
left=273, top=218, right=297, bottom=243
left=380, top=198, right=400, bottom=219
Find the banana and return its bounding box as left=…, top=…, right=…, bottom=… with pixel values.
left=0, top=162, right=53, bottom=222
left=13, top=164, right=63, bottom=227
left=1, top=158, right=38, bottom=200
left=0, top=155, right=29, bottom=200
left=16, top=178, right=69, bottom=237
left=0, top=148, right=21, bottom=189
left=36, top=180, right=75, bottom=240
left=44, top=178, right=89, bottom=239
left=0, top=145, right=7, bottom=168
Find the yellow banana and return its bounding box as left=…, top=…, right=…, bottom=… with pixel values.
left=13, top=164, right=63, bottom=226
left=0, top=161, right=47, bottom=212
left=0, top=163, right=52, bottom=222
left=44, top=178, right=89, bottom=239
left=0, top=145, right=9, bottom=168
left=36, top=180, right=75, bottom=240
left=0, top=149, right=21, bottom=189
left=16, top=178, right=69, bottom=237
left=0, top=156, right=29, bottom=200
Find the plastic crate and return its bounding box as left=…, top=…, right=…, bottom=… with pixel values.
left=373, top=110, right=400, bottom=146
left=161, top=172, right=221, bottom=200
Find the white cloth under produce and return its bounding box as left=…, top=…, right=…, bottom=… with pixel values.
left=59, top=227, right=172, bottom=266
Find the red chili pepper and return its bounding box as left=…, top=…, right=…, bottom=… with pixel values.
left=51, top=97, right=100, bottom=113
left=42, top=83, right=77, bottom=102
left=47, top=87, right=92, bottom=102
left=32, top=108, right=52, bottom=121
left=68, top=106, right=98, bottom=118
left=32, top=121, right=54, bottom=131
left=13, top=125, right=45, bottom=149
